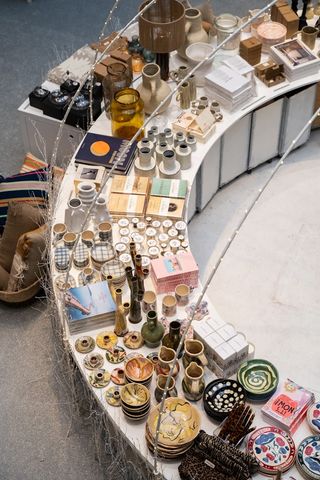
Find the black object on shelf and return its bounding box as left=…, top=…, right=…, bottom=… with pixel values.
left=29, top=86, right=50, bottom=110
left=66, top=94, right=101, bottom=130
left=60, top=78, right=80, bottom=95
left=43, top=90, right=71, bottom=120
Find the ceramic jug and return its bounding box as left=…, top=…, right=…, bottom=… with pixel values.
left=178, top=8, right=209, bottom=59
left=182, top=361, right=205, bottom=401
left=162, top=320, right=183, bottom=357
left=155, top=346, right=180, bottom=377
left=154, top=374, right=178, bottom=403
left=114, top=288, right=130, bottom=337
left=182, top=339, right=208, bottom=368
left=137, top=63, right=172, bottom=114
left=141, top=310, right=165, bottom=347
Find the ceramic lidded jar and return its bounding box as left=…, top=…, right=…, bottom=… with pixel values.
left=137, top=63, right=172, bottom=114
left=141, top=310, right=165, bottom=347
left=178, top=8, right=209, bottom=60
left=182, top=339, right=208, bottom=368
left=182, top=361, right=205, bottom=401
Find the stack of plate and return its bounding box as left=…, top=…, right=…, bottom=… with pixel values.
left=247, top=426, right=296, bottom=475
left=296, top=435, right=320, bottom=479
left=237, top=359, right=279, bottom=401
left=120, top=383, right=151, bottom=421
left=124, top=357, right=154, bottom=387
left=145, top=397, right=201, bottom=459
left=203, top=378, right=246, bottom=421
left=307, top=402, right=320, bottom=434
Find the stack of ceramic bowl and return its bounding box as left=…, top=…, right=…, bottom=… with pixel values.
left=124, top=357, right=154, bottom=387
left=203, top=378, right=246, bottom=421
left=120, top=383, right=151, bottom=421
left=296, top=435, right=320, bottom=479
left=237, top=359, right=279, bottom=402
left=145, top=397, right=201, bottom=459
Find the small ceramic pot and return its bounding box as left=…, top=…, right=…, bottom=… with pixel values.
left=142, top=290, right=157, bottom=313
left=98, top=221, right=113, bottom=242
left=170, top=65, right=190, bottom=82
left=162, top=295, right=177, bottom=316
left=63, top=232, right=77, bottom=249
left=53, top=223, right=67, bottom=240
left=78, top=182, right=96, bottom=206
left=182, top=361, right=205, bottom=401
left=154, top=374, right=178, bottom=403
left=81, top=230, right=94, bottom=247
left=175, top=284, right=190, bottom=306
left=183, top=339, right=208, bottom=368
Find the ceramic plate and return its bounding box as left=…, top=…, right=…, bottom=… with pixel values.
left=83, top=352, right=104, bottom=370
left=203, top=379, right=246, bottom=420
left=308, top=402, right=320, bottom=434
left=247, top=426, right=296, bottom=474
left=105, top=386, right=121, bottom=406
left=89, top=369, right=111, bottom=388
left=237, top=359, right=279, bottom=400
left=120, top=383, right=150, bottom=407
left=296, top=435, right=320, bottom=479
left=111, top=367, right=126, bottom=385
left=123, top=331, right=144, bottom=350
left=96, top=331, right=118, bottom=350
left=105, top=345, right=126, bottom=364
left=147, top=397, right=201, bottom=447
left=75, top=336, right=95, bottom=354
left=125, top=357, right=154, bottom=382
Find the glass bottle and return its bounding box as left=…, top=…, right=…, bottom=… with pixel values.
left=141, top=310, right=165, bottom=347
left=214, top=14, right=240, bottom=50
left=102, top=62, right=131, bottom=116
left=110, top=88, right=145, bottom=141
left=162, top=320, right=183, bottom=358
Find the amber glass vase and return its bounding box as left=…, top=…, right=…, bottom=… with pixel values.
left=110, top=88, right=145, bottom=140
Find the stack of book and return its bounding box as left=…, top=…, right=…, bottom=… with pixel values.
left=271, top=39, right=320, bottom=82
left=150, top=252, right=199, bottom=294
left=205, top=65, right=253, bottom=111
left=65, top=281, right=115, bottom=334
left=262, top=378, right=315, bottom=434
left=75, top=133, right=137, bottom=175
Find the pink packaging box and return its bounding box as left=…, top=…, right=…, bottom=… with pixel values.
left=151, top=252, right=199, bottom=293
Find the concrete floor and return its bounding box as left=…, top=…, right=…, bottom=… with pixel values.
left=0, top=0, right=317, bottom=479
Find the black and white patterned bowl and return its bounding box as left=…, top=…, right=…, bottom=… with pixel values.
left=203, top=378, right=246, bottom=421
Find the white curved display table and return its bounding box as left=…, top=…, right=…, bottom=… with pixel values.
left=51, top=45, right=320, bottom=479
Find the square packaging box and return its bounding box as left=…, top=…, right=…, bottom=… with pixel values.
left=150, top=178, right=188, bottom=199
left=216, top=323, right=238, bottom=342
left=146, top=196, right=185, bottom=220
left=150, top=252, right=199, bottom=294
left=228, top=333, right=249, bottom=363
left=110, top=175, right=150, bottom=196
left=108, top=193, right=146, bottom=217
left=214, top=342, right=237, bottom=369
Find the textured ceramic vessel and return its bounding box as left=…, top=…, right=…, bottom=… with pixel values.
left=154, top=374, right=178, bottom=403
left=126, top=266, right=142, bottom=324
left=141, top=310, right=165, bottom=347
left=178, top=8, right=209, bottom=60
left=114, top=288, right=130, bottom=337
left=162, top=320, right=182, bottom=357
left=155, top=346, right=180, bottom=377
left=182, top=361, right=205, bottom=401
left=182, top=339, right=208, bottom=368
left=137, top=63, right=172, bottom=114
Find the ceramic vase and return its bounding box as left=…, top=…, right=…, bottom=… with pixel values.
left=114, top=288, right=130, bottom=337
left=126, top=266, right=142, bottom=324
left=177, top=8, right=209, bottom=60
left=176, top=143, right=192, bottom=170
left=137, top=63, right=172, bottom=115
left=65, top=198, right=85, bottom=233
left=78, top=182, right=96, bottom=206
left=141, top=310, right=165, bottom=347
left=182, top=339, right=208, bottom=368
left=182, top=361, right=205, bottom=401
left=134, top=146, right=156, bottom=177
left=162, top=320, right=183, bottom=358
left=159, top=149, right=181, bottom=179
left=154, top=374, right=178, bottom=403
left=155, top=346, right=180, bottom=377
left=94, top=197, right=110, bottom=224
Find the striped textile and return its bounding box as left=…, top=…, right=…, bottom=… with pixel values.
left=19, top=153, right=47, bottom=173
left=0, top=169, right=48, bottom=230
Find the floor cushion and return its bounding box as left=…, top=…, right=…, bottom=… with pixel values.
left=0, top=201, right=45, bottom=272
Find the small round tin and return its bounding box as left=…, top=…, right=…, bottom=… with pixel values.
left=158, top=233, right=169, bottom=245
left=145, top=216, right=153, bottom=225
left=147, top=239, right=157, bottom=248
left=120, top=236, right=130, bottom=245
left=152, top=220, right=161, bottom=230
left=141, top=256, right=151, bottom=268
left=115, top=242, right=127, bottom=256
left=247, top=426, right=296, bottom=475
left=118, top=218, right=129, bottom=228
left=137, top=221, right=146, bottom=233
left=168, top=228, right=178, bottom=239
left=119, top=227, right=130, bottom=237
left=149, top=246, right=160, bottom=259
left=146, top=227, right=156, bottom=239
left=296, top=435, right=320, bottom=479
left=162, top=219, right=173, bottom=232
left=131, top=217, right=139, bottom=228
left=169, top=239, right=180, bottom=253
left=119, top=253, right=132, bottom=268
left=175, top=220, right=187, bottom=235
left=308, top=403, right=320, bottom=434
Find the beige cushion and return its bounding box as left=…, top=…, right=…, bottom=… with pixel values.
left=8, top=224, right=48, bottom=292
left=0, top=201, right=45, bottom=272
left=0, top=264, right=9, bottom=291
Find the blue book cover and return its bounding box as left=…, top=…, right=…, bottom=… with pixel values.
left=65, top=280, right=115, bottom=323
left=75, top=132, right=137, bottom=173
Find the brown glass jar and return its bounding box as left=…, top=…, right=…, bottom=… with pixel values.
left=102, top=62, right=131, bottom=113
left=110, top=88, right=145, bottom=140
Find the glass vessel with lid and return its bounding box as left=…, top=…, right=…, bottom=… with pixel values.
left=110, top=88, right=145, bottom=140
left=214, top=14, right=240, bottom=50
left=102, top=62, right=131, bottom=116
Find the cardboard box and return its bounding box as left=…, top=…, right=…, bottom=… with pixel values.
left=108, top=193, right=146, bottom=217
left=150, top=178, right=188, bottom=199
left=146, top=196, right=185, bottom=220
left=110, top=175, right=150, bottom=196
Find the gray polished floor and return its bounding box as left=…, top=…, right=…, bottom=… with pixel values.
left=0, top=1, right=277, bottom=479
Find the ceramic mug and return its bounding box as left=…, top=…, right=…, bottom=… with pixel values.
left=142, top=290, right=157, bottom=313
left=53, top=223, right=67, bottom=240
left=188, top=74, right=197, bottom=101
left=162, top=295, right=177, bottom=316
left=176, top=81, right=191, bottom=110
left=98, top=221, right=113, bottom=242
left=175, top=284, right=190, bottom=306
left=210, top=100, right=220, bottom=113
left=301, top=26, right=318, bottom=50
left=81, top=230, right=94, bottom=247
left=63, top=232, right=77, bottom=248
left=170, top=65, right=190, bottom=82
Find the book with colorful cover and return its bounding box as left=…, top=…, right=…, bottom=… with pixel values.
left=75, top=133, right=137, bottom=174
left=65, top=281, right=115, bottom=332
left=262, top=378, right=315, bottom=434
